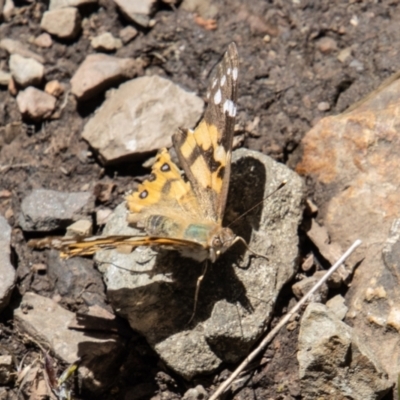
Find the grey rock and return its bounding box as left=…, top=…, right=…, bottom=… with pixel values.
left=95, top=148, right=305, bottom=379
left=119, top=26, right=138, bottom=44
left=19, top=189, right=94, bottom=232
left=326, top=294, right=348, bottom=320
left=0, top=38, right=44, bottom=63
left=70, top=53, right=142, bottom=100
left=0, top=355, right=13, bottom=384
left=91, top=32, right=122, bottom=51
left=0, top=216, right=15, bottom=313
left=81, top=75, right=204, bottom=164
left=298, top=303, right=391, bottom=400
left=47, top=250, right=105, bottom=303
left=14, top=292, right=124, bottom=392
left=183, top=385, right=208, bottom=400
left=16, top=87, right=56, bottom=121
left=113, top=0, right=156, bottom=27
left=9, top=54, right=44, bottom=87
left=49, top=0, right=97, bottom=10
left=0, top=70, right=11, bottom=86
left=40, top=7, right=81, bottom=39
left=292, top=272, right=329, bottom=303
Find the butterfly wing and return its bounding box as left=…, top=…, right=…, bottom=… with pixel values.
left=126, top=148, right=203, bottom=231
left=172, top=42, right=239, bottom=223
left=29, top=235, right=205, bottom=258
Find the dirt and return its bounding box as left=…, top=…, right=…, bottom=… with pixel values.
left=1, top=0, right=400, bottom=399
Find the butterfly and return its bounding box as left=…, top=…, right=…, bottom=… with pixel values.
left=30, top=43, right=251, bottom=265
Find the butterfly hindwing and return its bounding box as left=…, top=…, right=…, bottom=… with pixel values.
left=172, top=43, right=239, bottom=223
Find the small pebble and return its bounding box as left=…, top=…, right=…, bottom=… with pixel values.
left=349, top=59, right=364, bottom=72
left=45, top=80, right=64, bottom=97
left=316, top=37, right=337, bottom=54
left=33, top=33, right=53, bottom=48
left=91, top=32, right=122, bottom=51
left=317, top=101, right=330, bottom=112
left=337, top=47, right=352, bottom=63
left=119, top=26, right=138, bottom=44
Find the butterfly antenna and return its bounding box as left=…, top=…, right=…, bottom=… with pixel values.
left=227, top=180, right=287, bottom=228
left=233, top=236, right=269, bottom=261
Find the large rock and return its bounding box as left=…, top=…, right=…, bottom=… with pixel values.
left=70, top=53, right=142, bottom=100
left=298, top=303, right=391, bottom=399
left=9, top=54, right=44, bottom=87
left=296, top=74, right=400, bottom=384
left=81, top=75, right=204, bottom=164
left=0, top=38, right=44, bottom=63
left=16, top=87, right=56, bottom=121
left=40, top=7, right=81, bottom=39
left=113, top=0, right=157, bottom=27
left=94, top=148, right=305, bottom=379
left=19, top=189, right=94, bottom=232
left=0, top=216, right=16, bottom=313
left=14, top=292, right=124, bottom=392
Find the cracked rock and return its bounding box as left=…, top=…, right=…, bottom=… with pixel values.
left=298, top=303, right=391, bottom=400
left=19, top=189, right=94, bottom=232
left=81, top=75, right=204, bottom=164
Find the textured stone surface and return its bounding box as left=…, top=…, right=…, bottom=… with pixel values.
left=0, top=38, right=44, bottom=63
left=81, top=75, right=204, bottom=164
left=0, top=216, right=15, bottom=313
left=70, top=53, right=142, bottom=100
left=91, top=32, right=122, bottom=51
left=298, top=303, right=391, bottom=400
left=296, top=75, right=400, bottom=384
left=14, top=292, right=123, bottom=391
left=16, top=87, right=56, bottom=120
left=9, top=54, right=44, bottom=87
left=114, top=0, right=156, bottom=27
left=95, top=148, right=305, bottom=378
left=40, top=7, right=81, bottom=39
left=19, top=189, right=94, bottom=231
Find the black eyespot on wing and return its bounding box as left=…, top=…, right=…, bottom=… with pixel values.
left=139, top=190, right=148, bottom=199
left=161, top=163, right=170, bottom=172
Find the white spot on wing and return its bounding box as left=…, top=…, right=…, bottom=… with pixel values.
left=214, top=89, right=222, bottom=105
left=214, top=144, right=226, bottom=162
left=212, top=78, right=218, bottom=88
left=227, top=67, right=231, bottom=75
left=220, top=75, right=226, bottom=86
left=232, top=67, right=238, bottom=81
left=223, top=99, right=236, bottom=117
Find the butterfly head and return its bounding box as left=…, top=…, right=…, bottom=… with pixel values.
left=208, top=226, right=236, bottom=262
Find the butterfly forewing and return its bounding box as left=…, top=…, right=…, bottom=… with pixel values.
left=172, top=43, right=239, bottom=223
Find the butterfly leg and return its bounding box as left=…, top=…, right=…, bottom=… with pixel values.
left=188, top=260, right=209, bottom=324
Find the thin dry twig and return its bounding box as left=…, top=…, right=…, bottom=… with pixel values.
left=0, top=163, right=31, bottom=173
left=208, top=239, right=362, bottom=400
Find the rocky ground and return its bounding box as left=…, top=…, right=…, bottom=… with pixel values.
left=1, top=0, right=400, bottom=399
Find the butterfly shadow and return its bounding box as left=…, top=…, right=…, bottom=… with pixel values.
left=104, top=154, right=268, bottom=353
